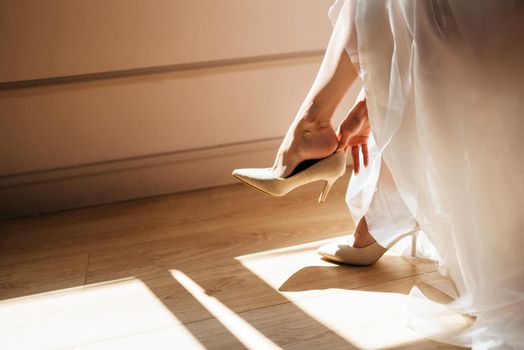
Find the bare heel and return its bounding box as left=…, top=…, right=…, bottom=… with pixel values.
left=318, top=228, right=420, bottom=266
left=318, top=179, right=335, bottom=203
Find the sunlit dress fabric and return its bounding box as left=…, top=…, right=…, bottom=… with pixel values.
left=328, top=1, right=524, bottom=348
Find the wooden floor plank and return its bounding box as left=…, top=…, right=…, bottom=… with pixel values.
left=0, top=172, right=468, bottom=349
left=0, top=176, right=352, bottom=257
left=123, top=254, right=436, bottom=325
left=0, top=251, right=89, bottom=300
left=71, top=273, right=464, bottom=350
left=83, top=217, right=350, bottom=285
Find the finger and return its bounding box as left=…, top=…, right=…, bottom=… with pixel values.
left=362, top=143, right=369, bottom=168
left=356, top=106, right=368, bottom=127
left=339, top=101, right=365, bottom=134
left=337, top=130, right=350, bottom=151
left=351, top=146, right=360, bottom=174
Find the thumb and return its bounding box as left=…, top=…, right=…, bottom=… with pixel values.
left=337, top=128, right=352, bottom=151
left=337, top=112, right=362, bottom=150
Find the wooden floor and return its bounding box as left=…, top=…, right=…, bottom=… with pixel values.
left=0, top=173, right=468, bottom=349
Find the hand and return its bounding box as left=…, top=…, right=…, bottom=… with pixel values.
left=336, top=92, right=371, bottom=174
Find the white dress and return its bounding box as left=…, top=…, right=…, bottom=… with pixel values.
left=329, top=1, right=524, bottom=349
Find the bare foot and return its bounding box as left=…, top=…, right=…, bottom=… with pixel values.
left=273, top=118, right=339, bottom=178
left=352, top=217, right=376, bottom=248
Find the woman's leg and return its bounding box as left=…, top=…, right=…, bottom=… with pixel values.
left=353, top=159, right=418, bottom=249
left=273, top=1, right=359, bottom=178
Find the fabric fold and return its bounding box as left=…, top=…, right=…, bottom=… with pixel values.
left=328, top=1, right=524, bottom=348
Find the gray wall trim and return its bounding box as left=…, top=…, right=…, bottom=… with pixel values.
left=0, top=50, right=324, bottom=91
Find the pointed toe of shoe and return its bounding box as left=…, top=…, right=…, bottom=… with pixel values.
left=231, top=168, right=246, bottom=179
left=232, top=167, right=283, bottom=196
left=232, top=167, right=275, bottom=180
left=317, top=242, right=344, bottom=262
left=317, top=241, right=385, bottom=266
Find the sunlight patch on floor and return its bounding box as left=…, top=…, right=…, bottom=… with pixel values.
left=0, top=277, right=194, bottom=350
left=170, top=270, right=280, bottom=350
left=236, top=237, right=345, bottom=302
left=236, top=239, right=470, bottom=349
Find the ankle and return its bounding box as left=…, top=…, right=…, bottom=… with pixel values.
left=299, top=100, right=334, bottom=126
left=353, top=217, right=376, bottom=248
left=294, top=115, right=331, bottom=136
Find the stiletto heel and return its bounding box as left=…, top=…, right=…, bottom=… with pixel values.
left=317, top=228, right=420, bottom=266
left=232, top=151, right=346, bottom=203
left=318, top=179, right=335, bottom=203
left=410, top=231, right=419, bottom=257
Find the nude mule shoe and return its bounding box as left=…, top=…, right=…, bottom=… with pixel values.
left=232, top=151, right=346, bottom=203
left=317, top=230, right=419, bottom=266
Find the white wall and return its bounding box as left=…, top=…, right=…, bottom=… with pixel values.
left=0, top=0, right=361, bottom=218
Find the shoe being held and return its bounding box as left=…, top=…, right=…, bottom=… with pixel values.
left=232, top=150, right=346, bottom=203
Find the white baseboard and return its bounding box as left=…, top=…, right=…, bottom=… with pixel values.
left=0, top=138, right=282, bottom=219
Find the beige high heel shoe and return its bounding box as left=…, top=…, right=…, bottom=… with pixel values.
left=317, top=229, right=419, bottom=266
left=232, top=150, right=346, bottom=203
